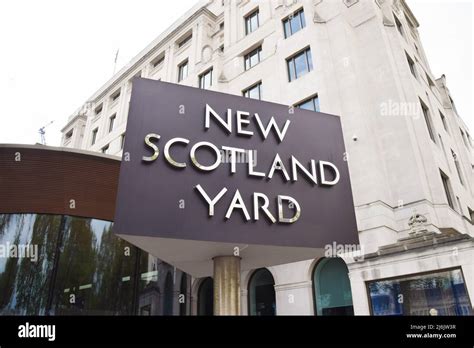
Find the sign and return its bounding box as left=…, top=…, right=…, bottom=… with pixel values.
left=114, top=78, right=358, bottom=276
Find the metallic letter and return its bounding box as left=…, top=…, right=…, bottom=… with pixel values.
left=277, top=195, right=301, bottom=224
left=319, top=160, right=340, bottom=186
left=190, top=141, right=222, bottom=171
left=291, top=156, right=317, bottom=184
left=142, top=133, right=160, bottom=162
left=268, top=153, right=290, bottom=181
left=195, top=185, right=228, bottom=217
left=164, top=137, right=189, bottom=168
left=225, top=189, right=251, bottom=221
left=254, top=113, right=291, bottom=142
left=253, top=192, right=276, bottom=223
left=205, top=104, right=232, bottom=134
left=236, top=110, right=253, bottom=137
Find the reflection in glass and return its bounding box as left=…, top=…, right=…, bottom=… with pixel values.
left=313, top=258, right=353, bottom=316
left=368, top=269, right=472, bottom=316
left=0, top=213, right=191, bottom=316
left=248, top=268, right=276, bottom=316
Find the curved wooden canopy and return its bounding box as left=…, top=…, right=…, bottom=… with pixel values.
left=0, top=144, right=120, bottom=221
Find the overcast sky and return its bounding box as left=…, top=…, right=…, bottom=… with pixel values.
left=0, top=0, right=472, bottom=146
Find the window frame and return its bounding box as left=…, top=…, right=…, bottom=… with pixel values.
left=283, top=8, right=306, bottom=38
left=178, top=59, right=189, bottom=82
left=245, top=8, right=260, bottom=35
left=199, top=68, right=213, bottom=90
left=244, top=46, right=262, bottom=71
left=242, top=81, right=262, bottom=100
left=286, top=47, right=313, bottom=82
left=295, top=94, right=320, bottom=112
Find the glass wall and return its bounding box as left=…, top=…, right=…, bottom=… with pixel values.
left=368, top=269, right=473, bottom=316
left=0, top=213, right=190, bottom=316
left=197, top=277, right=213, bottom=316
left=313, top=258, right=354, bottom=315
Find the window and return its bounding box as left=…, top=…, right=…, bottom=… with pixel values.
left=283, top=8, right=306, bottom=38
left=243, top=82, right=262, bottom=100
left=420, top=100, right=435, bottom=142
left=199, top=68, right=213, bottom=89
left=394, top=14, right=404, bottom=37
left=91, top=128, right=98, bottom=146
left=178, top=33, right=192, bottom=48
left=245, top=9, right=259, bottom=35
left=65, top=130, right=73, bottom=140
left=248, top=269, right=276, bottom=316
left=101, top=144, right=109, bottom=154
left=108, top=114, right=116, bottom=133
left=178, top=60, right=189, bottom=82
left=151, top=54, right=165, bottom=68
left=439, top=111, right=449, bottom=133
left=197, top=277, right=213, bottom=316
left=219, top=44, right=224, bottom=53
left=296, top=95, right=320, bottom=112
left=94, top=104, right=103, bottom=116
left=368, top=269, right=472, bottom=315
left=287, top=47, right=313, bottom=81
left=449, top=96, right=458, bottom=115
left=406, top=53, right=416, bottom=78
left=219, top=22, right=224, bottom=30
left=440, top=170, right=454, bottom=210
left=451, top=150, right=464, bottom=186
left=111, top=90, right=121, bottom=102
left=469, top=207, right=474, bottom=223
left=244, top=46, right=261, bottom=70
left=313, top=258, right=353, bottom=316
left=120, top=133, right=125, bottom=150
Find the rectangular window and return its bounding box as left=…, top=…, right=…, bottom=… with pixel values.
left=109, top=114, right=116, bottom=133
left=420, top=100, right=435, bottom=142
left=245, top=9, right=259, bottom=35
left=111, top=89, right=121, bottom=102
left=394, top=14, right=404, bottom=37
left=151, top=54, right=165, bottom=68
left=440, top=170, right=455, bottom=210
left=451, top=150, right=464, bottom=186
left=283, top=8, right=306, bottom=38
left=469, top=207, right=474, bottom=223
left=120, top=133, right=126, bottom=150
left=242, top=82, right=262, bottom=100
left=178, top=60, right=189, bottom=82
left=368, top=269, right=472, bottom=315
left=439, top=111, right=449, bottom=133
left=406, top=53, right=416, bottom=78
left=94, top=104, right=103, bottom=116
left=65, top=130, right=73, bottom=140
left=199, top=68, right=213, bottom=89
left=296, top=95, right=320, bottom=112
left=178, top=33, right=192, bottom=48
left=91, top=128, right=98, bottom=146
left=101, top=144, right=109, bottom=154
left=287, top=47, right=313, bottom=81
left=244, top=46, right=262, bottom=70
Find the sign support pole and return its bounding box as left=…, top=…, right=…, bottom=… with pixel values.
left=213, top=255, right=241, bottom=315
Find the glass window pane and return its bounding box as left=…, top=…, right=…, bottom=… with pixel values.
left=294, top=52, right=308, bottom=78
left=290, top=14, right=302, bottom=34
left=306, top=49, right=313, bottom=71
left=368, top=269, right=473, bottom=316
left=298, top=99, right=315, bottom=111
left=284, top=20, right=291, bottom=38
left=300, top=10, right=306, bottom=28
left=287, top=59, right=296, bottom=81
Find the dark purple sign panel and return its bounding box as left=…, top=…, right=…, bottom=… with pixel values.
left=114, top=78, right=358, bottom=249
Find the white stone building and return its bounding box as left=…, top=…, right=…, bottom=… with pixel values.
left=60, top=0, right=474, bottom=316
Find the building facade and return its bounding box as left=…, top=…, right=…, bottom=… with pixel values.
left=55, top=0, right=473, bottom=315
